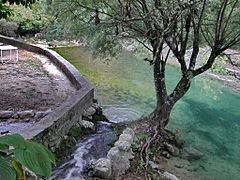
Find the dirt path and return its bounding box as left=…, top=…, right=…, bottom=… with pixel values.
left=0, top=50, right=76, bottom=111
left=0, top=49, right=76, bottom=134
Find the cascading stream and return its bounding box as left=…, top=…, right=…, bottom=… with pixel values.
left=50, top=122, right=116, bottom=179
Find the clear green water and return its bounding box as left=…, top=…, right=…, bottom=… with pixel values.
left=54, top=47, right=240, bottom=180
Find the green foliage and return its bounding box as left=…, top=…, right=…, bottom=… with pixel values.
left=210, top=55, right=229, bottom=75
left=7, top=3, right=53, bottom=36
left=0, top=0, right=37, bottom=19
left=0, top=3, right=12, bottom=19
left=0, top=134, right=56, bottom=179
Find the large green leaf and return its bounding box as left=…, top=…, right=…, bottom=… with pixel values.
left=0, top=144, right=8, bottom=150
left=29, top=141, right=56, bottom=166
left=0, top=156, right=17, bottom=180
left=14, top=142, right=53, bottom=178
left=0, top=134, right=26, bottom=149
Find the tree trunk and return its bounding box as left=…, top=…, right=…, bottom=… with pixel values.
left=149, top=65, right=191, bottom=129
left=147, top=40, right=192, bottom=131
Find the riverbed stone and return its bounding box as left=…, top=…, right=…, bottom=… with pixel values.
left=66, top=177, right=85, bottom=180
left=18, top=110, right=35, bottom=119
left=161, top=172, right=179, bottom=180
left=91, top=158, right=112, bottom=179
left=182, top=147, right=203, bottom=160
left=166, top=143, right=179, bottom=156
left=0, top=111, right=14, bottom=119
left=35, top=109, right=51, bottom=119
left=83, top=107, right=96, bottom=117
left=149, top=161, right=159, bottom=170
left=79, top=120, right=95, bottom=132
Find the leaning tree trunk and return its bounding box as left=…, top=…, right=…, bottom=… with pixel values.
left=147, top=51, right=192, bottom=130
left=150, top=74, right=192, bottom=128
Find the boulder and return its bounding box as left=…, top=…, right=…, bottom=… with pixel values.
left=0, top=111, right=14, bottom=119
left=115, top=140, right=132, bottom=151
left=107, top=147, right=130, bottom=177
left=161, top=172, right=180, bottom=180
left=35, top=109, right=51, bottom=119
left=123, top=128, right=135, bottom=140
left=119, top=134, right=133, bottom=144
left=83, top=107, right=96, bottom=117
left=91, top=158, right=112, bottom=179
left=182, top=147, right=203, bottom=160
left=79, top=120, right=95, bottom=132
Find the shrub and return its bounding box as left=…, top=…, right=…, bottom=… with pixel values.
left=0, top=19, right=18, bottom=37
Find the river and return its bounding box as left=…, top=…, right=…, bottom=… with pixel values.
left=54, top=46, right=240, bottom=180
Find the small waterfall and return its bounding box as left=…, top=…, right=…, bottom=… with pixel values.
left=50, top=122, right=116, bottom=180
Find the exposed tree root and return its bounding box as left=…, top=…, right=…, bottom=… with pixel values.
left=139, top=121, right=176, bottom=170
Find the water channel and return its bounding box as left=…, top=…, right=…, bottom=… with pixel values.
left=54, top=47, right=240, bottom=180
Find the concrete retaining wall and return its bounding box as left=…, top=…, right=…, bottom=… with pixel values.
left=0, top=35, right=94, bottom=151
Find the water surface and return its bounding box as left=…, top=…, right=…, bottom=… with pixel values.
left=55, top=47, right=240, bottom=180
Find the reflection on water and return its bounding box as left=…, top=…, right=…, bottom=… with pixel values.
left=55, top=47, right=240, bottom=180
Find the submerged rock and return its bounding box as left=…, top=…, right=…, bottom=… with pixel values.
left=182, top=147, right=203, bottom=160
left=165, top=143, right=180, bottom=156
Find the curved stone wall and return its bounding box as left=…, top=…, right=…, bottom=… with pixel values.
left=0, top=35, right=94, bottom=151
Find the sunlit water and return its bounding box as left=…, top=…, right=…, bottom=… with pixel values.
left=54, top=47, right=240, bottom=180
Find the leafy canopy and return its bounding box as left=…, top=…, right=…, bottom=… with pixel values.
left=0, top=0, right=37, bottom=19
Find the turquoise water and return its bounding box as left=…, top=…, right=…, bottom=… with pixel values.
left=55, top=47, right=240, bottom=180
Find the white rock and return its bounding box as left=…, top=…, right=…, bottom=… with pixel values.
left=79, top=120, right=95, bottom=131
left=115, top=140, right=131, bottom=151
left=92, top=158, right=112, bottom=179
left=18, top=110, right=35, bottom=119
left=66, top=177, right=85, bottom=180
left=107, top=147, right=120, bottom=160
left=123, top=128, right=135, bottom=139
left=119, top=134, right=133, bottom=144
left=83, top=107, right=96, bottom=117
left=0, top=111, right=14, bottom=119
left=149, top=161, right=159, bottom=169
left=162, top=172, right=180, bottom=180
